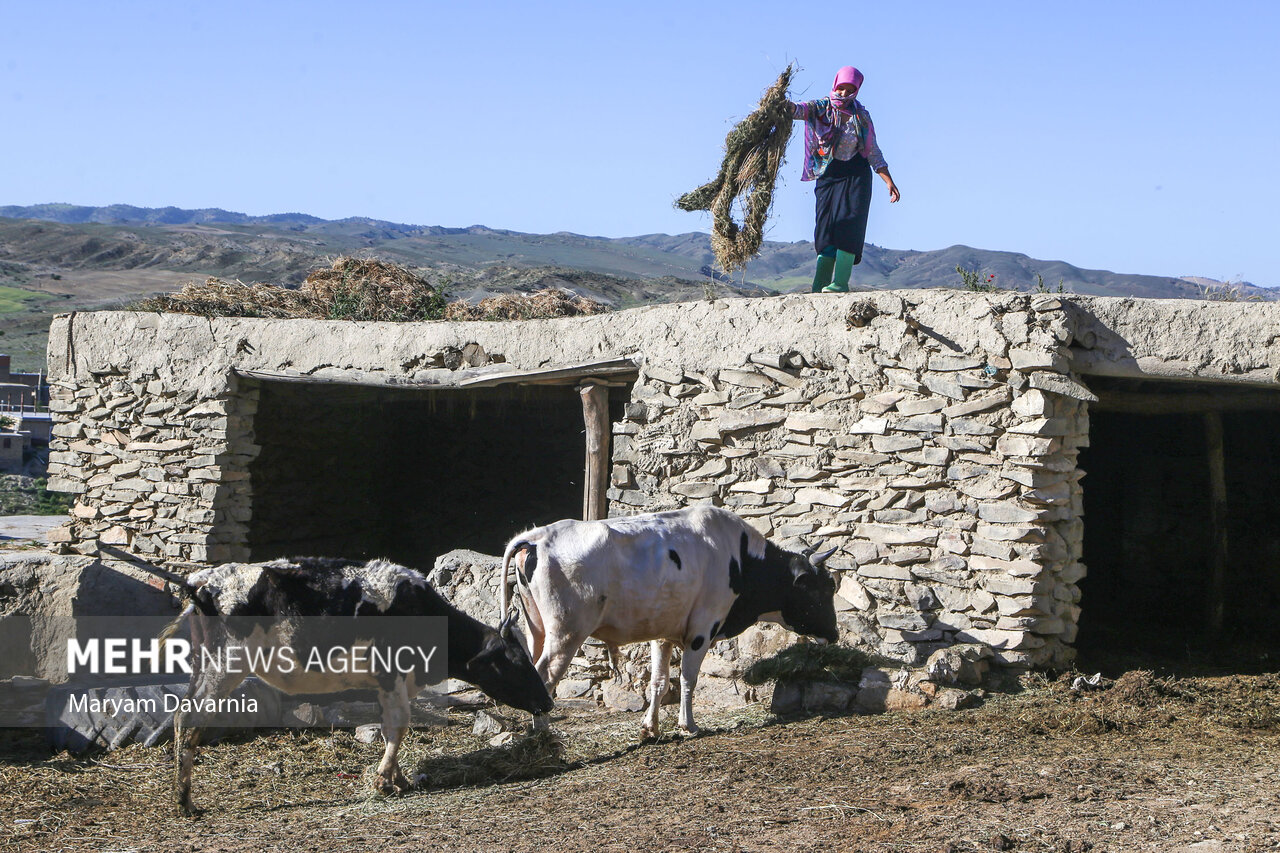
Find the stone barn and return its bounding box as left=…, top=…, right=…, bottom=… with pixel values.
left=42, top=292, right=1280, bottom=675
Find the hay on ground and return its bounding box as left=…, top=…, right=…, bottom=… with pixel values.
left=1005, top=670, right=1280, bottom=736
left=676, top=65, right=795, bottom=274
left=413, top=728, right=568, bottom=789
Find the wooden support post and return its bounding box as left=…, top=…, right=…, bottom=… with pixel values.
left=1204, top=410, right=1229, bottom=633
left=579, top=383, right=610, bottom=521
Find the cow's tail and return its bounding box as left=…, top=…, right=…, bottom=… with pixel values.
left=153, top=572, right=206, bottom=646
left=157, top=604, right=195, bottom=645
left=500, top=537, right=541, bottom=618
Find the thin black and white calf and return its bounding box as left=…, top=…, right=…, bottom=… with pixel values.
left=168, top=556, right=552, bottom=814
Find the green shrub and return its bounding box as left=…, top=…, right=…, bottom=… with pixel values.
left=956, top=264, right=999, bottom=292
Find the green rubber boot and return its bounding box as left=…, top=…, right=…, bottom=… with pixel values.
left=822, top=250, right=856, bottom=293
left=811, top=254, right=836, bottom=292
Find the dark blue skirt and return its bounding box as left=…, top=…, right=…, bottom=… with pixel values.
left=814, top=154, right=872, bottom=262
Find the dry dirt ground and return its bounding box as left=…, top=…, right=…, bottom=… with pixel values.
left=2, top=672, right=1279, bottom=853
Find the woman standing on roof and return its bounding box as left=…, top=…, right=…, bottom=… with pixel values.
left=789, top=66, right=900, bottom=293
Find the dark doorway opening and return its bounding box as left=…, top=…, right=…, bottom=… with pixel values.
left=245, top=380, right=625, bottom=569
left=1077, top=376, right=1280, bottom=675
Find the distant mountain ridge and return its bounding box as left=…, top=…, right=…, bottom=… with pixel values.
left=3, top=202, right=1271, bottom=301
left=0, top=202, right=1271, bottom=373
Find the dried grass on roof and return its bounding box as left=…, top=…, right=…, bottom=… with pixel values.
left=135, top=257, right=609, bottom=322
left=442, top=289, right=610, bottom=321
left=676, top=65, right=795, bottom=273
left=136, top=277, right=321, bottom=319
left=300, top=257, right=447, bottom=322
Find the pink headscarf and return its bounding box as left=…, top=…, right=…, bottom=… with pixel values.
left=829, top=66, right=864, bottom=116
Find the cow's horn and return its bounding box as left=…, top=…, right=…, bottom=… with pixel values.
left=809, top=546, right=838, bottom=567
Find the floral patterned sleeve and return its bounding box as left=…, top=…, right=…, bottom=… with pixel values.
left=789, top=99, right=813, bottom=120
left=861, top=107, right=888, bottom=173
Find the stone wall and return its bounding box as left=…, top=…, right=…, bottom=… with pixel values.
left=41, top=294, right=1280, bottom=670
left=45, top=372, right=258, bottom=566
left=603, top=293, right=1090, bottom=668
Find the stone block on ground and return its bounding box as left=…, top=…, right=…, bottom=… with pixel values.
left=601, top=681, right=646, bottom=712
left=555, top=679, right=594, bottom=700
left=934, top=687, right=982, bottom=711
left=354, top=724, right=383, bottom=744
left=801, top=681, right=858, bottom=714
left=924, top=643, right=994, bottom=686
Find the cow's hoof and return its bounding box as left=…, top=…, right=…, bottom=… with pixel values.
left=375, top=772, right=411, bottom=796
left=679, top=723, right=701, bottom=737
left=639, top=723, right=659, bottom=741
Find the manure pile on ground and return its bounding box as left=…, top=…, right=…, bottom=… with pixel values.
left=676, top=65, right=795, bottom=274
left=136, top=256, right=609, bottom=322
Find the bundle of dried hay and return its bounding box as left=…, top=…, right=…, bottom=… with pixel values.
left=301, top=257, right=447, bottom=322
left=443, top=288, right=611, bottom=321
left=676, top=65, right=795, bottom=273
left=136, top=277, right=322, bottom=319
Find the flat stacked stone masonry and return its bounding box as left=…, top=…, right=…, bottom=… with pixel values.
left=605, top=293, right=1090, bottom=668
left=43, top=293, right=1280, bottom=669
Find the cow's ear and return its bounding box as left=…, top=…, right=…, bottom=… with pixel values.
left=466, top=634, right=505, bottom=668
left=791, top=559, right=818, bottom=586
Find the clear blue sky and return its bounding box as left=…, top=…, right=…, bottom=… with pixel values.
left=3, top=1, right=1278, bottom=286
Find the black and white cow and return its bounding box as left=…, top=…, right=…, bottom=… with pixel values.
left=499, top=505, right=839, bottom=738
left=169, top=556, right=552, bottom=814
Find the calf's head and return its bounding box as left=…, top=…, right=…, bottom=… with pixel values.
left=779, top=546, right=840, bottom=644
left=463, top=616, right=554, bottom=715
